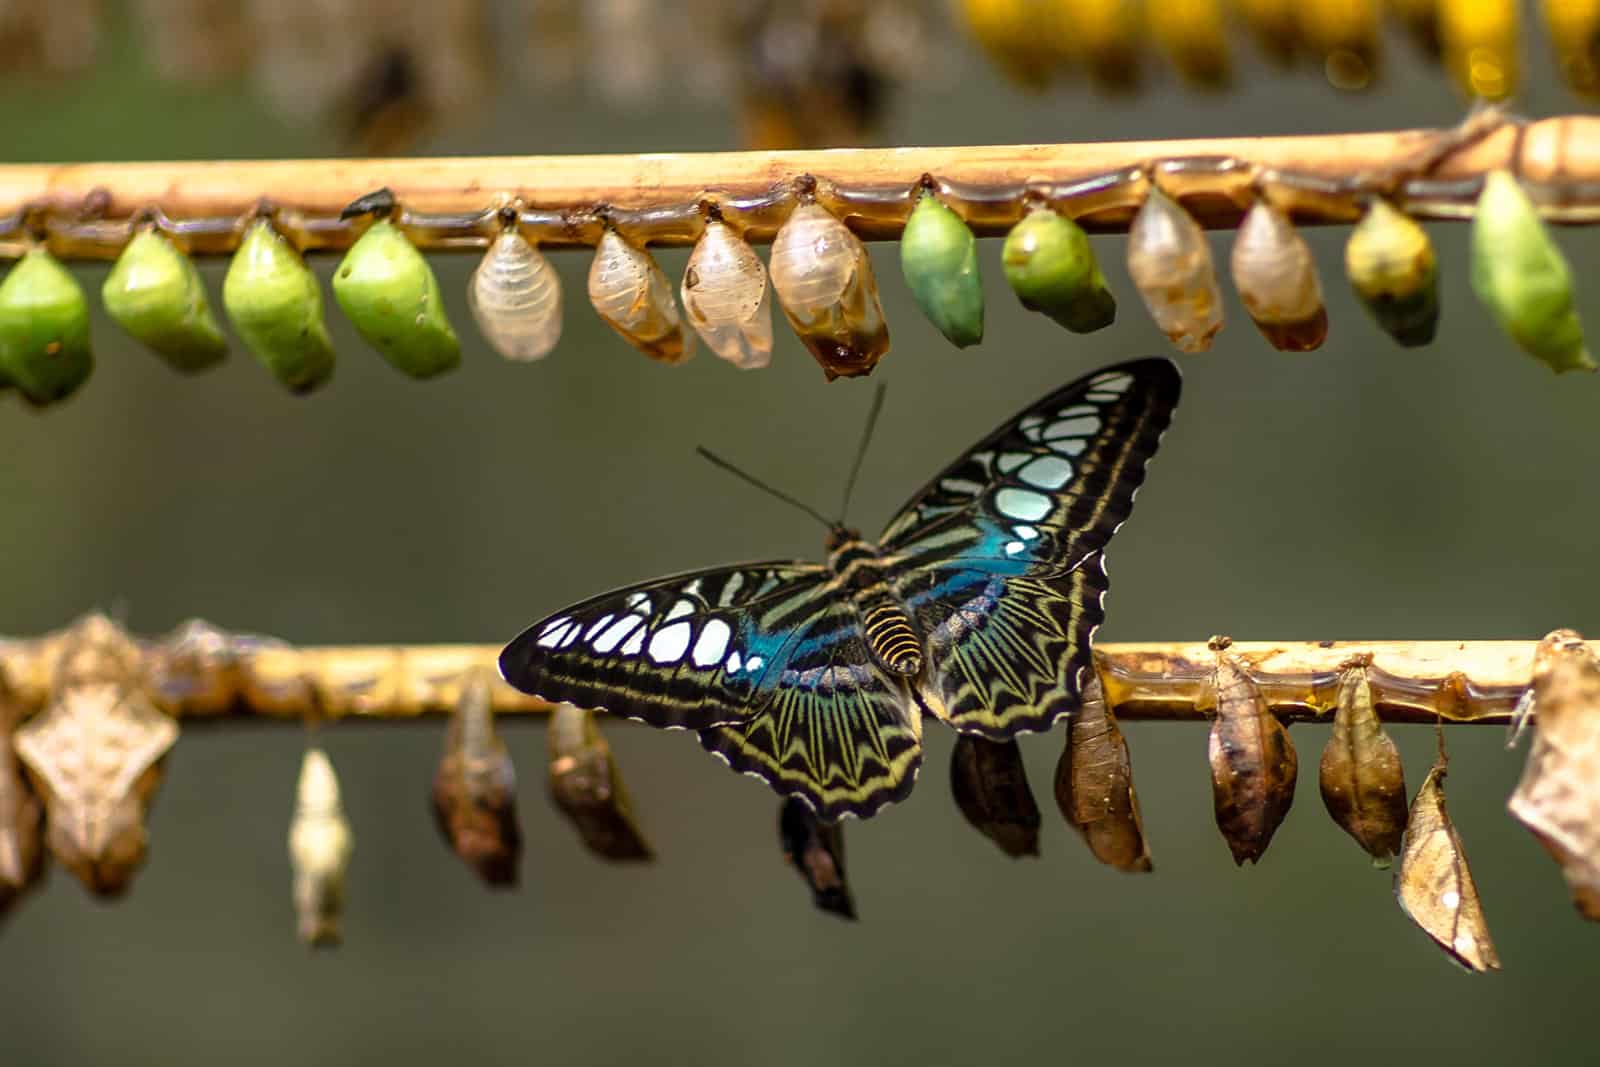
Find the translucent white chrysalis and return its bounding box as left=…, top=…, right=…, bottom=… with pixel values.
left=469, top=230, right=563, bottom=361
left=681, top=220, right=773, bottom=369
left=587, top=228, right=692, bottom=364
left=769, top=202, right=889, bottom=380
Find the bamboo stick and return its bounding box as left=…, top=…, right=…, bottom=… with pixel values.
left=7, top=114, right=1600, bottom=260
left=0, top=617, right=1575, bottom=726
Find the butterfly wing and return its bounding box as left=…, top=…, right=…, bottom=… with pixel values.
left=880, top=357, right=1181, bottom=739
left=499, top=562, right=832, bottom=731
left=699, top=597, right=922, bottom=821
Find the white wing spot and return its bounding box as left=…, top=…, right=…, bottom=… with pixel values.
left=1018, top=455, right=1074, bottom=489
left=1015, top=524, right=1040, bottom=541
left=535, top=617, right=573, bottom=648
left=665, top=598, right=696, bottom=622
left=623, top=592, right=651, bottom=613
left=746, top=655, right=765, bottom=672
left=692, top=619, right=732, bottom=667
left=995, top=487, right=1051, bottom=522
left=1005, top=540, right=1025, bottom=556
left=727, top=650, right=743, bottom=673
left=1095, top=373, right=1133, bottom=394
left=996, top=452, right=1029, bottom=474
left=620, top=626, right=647, bottom=657
left=584, top=614, right=615, bottom=640
left=942, top=477, right=984, bottom=496
left=1045, top=414, right=1100, bottom=439
left=594, top=614, right=645, bottom=654
left=648, top=622, right=693, bottom=664
left=1053, top=438, right=1088, bottom=457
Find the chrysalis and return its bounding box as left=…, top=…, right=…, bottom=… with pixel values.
left=1544, top=0, right=1600, bottom=97
left=949, top=735, right=1040, bottom=859
left=1127, top=188, right=1223, bottom=353
left=1231, top=201, right=1328, bottom=352
left=1150, top=0, right=1230, bottom=88
left=102, top=229, right=228, bottom=373
left=1439, top=0, right=1518, bottom=99
left=469, top=227, right=563, bottom=362
left=1208, top=639, right=1297, bottom=865
left=12, top=613, right=177, bottom=897
left=1233, top=0, right=1299, bottom=64
left=1507, top=630, right=1600, bottom=920
left=1390, top=0, right=1441, bottom=56
left=769, top=200, right=890, bottom=380
left=333, top=217, right=461, bottom=379
left=959, top=0, right=1060, bottom=89
left=1057, top=0, right=1141, bottom=89
left=222, top=218, right=336, bottom=393
left=900, top=190, right=984, bottom=349
left=288, top=746, right=353, bottom=948
left=1471, top=170, right=1593, bottom=373
left=680, top=218, right=773, bottom=369
left=1002, top=205, right=1116, bottom=334
left=588, top=228, right=692, bottom=364
left=1298, top=0, right=1380, bottom=89
left=1345, top=199, right=1439, bottom=347
left=547, top=703, right=653, bottom=861
left=1053, top=672, right=1152, bottom=873
left=1319, top=656, right=1408, bottom=864
left=431, top=667, right=521, bottom=888
left=778, top=797, right=855, bottom=920
left=0, top=676, right=45, bottom=917
left=1396, top=747, right=1501, bottom=972
left=0, top=247, right=93, bottom=405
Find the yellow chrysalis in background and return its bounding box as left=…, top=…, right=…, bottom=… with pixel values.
left=1544, top=0, right=1600, bottom=97
left=1439, top=0, right=1517, bottom=99
left=1150, top=0, right=1230, bottom=88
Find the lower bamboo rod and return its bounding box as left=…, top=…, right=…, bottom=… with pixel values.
left=0, top=618, right=1574, bottom=725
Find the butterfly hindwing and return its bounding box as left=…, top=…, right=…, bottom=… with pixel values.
left=698, top=599, right=922, bottom=821
left=499, top=563, right=829, bottom=731
left=881, top=358, right=1180, bottom=738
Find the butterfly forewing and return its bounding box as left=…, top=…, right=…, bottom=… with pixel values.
left=881, top=358, right=1180, bottom=738
left=499, top=563, right=828, bottom=731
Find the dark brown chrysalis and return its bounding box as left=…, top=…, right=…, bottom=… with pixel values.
left=431, top=666, right=522, bottom=887
left=1207, top=637, right=1297, bottom=865
left=950, top=735, right=1040, bottom=858
left=547, top=704, right=654, bottom=862
left=1054, top=672, right=1152, bottom=873
left=1319, top=655, right=1408, bottom=864
left=778, top=797, right=855, bottom=920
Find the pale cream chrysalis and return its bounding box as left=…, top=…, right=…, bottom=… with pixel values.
left=587, top=228, right=692, bottom=364
left=1231, top=201, right=1328, bottom=351
left=1126, top=187, right=1224, bottom=353
left=768, top=201, right=889, bottom=380
left=680, top=219, right=773, bottom=369
left=469, top=229, right=563, bottom=361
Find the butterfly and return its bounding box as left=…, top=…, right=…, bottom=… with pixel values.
left=500, top=357, right=1181, bottom=821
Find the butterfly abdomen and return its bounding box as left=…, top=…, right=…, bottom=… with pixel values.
left=857, top=595, right=923, bottom=677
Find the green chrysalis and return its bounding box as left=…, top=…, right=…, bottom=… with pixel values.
left=103, top=229, right=228, bottom=373
left=223, top=219, right=336, bottom=393
left=1471, top=170, right=1593, bottom=373
left=899, top=190, right=984, bottom=348
left=332, top=219, right=460, bottom=379
left=1344, top=199, right=1439, bottom=348
left=1002, top=205, right=1116, bottom=333
left=0, top=248, right=93, bottom=405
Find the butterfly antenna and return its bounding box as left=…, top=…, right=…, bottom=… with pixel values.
left=696, top=447, right=834, bottom=532
left=837, top=383, right=887, bottom=523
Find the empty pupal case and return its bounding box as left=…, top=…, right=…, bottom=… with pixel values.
left=469, top=227, right=563, bottom=362
left=769, top=200, right=889, bottom=380
left=1231, top=201, right=1328, bottom=352
left=680, top=218, right=773, bottom=369
left=588, top=228, right=692, bottom=364
left=1126, top=187, right=1223, bottom=353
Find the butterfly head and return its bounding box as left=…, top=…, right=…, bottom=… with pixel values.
left=825, top=524, right=863, bottom=553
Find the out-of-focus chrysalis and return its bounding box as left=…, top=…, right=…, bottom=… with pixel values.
left=333, top=213, right=461, bottom=379
left=1319, top=656, right=1408, bottom=864
left=1544, top=0, right=1600, bottom=97
left=778, top=797, right=855, bottom=920
left=1390, top=0, right=1442, bottom=56
left=1231, top=201, right=1328, bottom=352
left=680, top=217, right=773, bottom=369
left=900, top=189, right=984, bottom=349
left=588, top=228, right=692, bottom=365
left=431, top=667, right=521, bottom=887
left=12, top=614, right=177, bottom=897
left=1150, top=0, right=1230, bottom=87
left=289, top=746, right=353, bottom=948
left=1396, top=744, right=1501, bottom=972
left=1127, top=188, right=1223, bottom=353
left=0, top=247, right=93, bottom=405
left=959, top=0, right=1060, bottom=89
left=769, top=200, right=890, bottom=380
left=1059, top=0, right=1142, bottom=90
left=547, top=704, right=653, bottom=861
left=1470, top=170, right=1593, bottom=373
left=1299, top=0, right=1380, bottom=89
left=949, top=735, right=1040, bottom=858
left=223, top=218, right=336, bottom=393
left=1207, top=638, right=1297, bottom=865
left=1439, top=0, right=1518, bottom=99
left=1002, top=205, right=1116, bottom=334
left=102, top=229, right=228, bottom=373
left=469, top=225, right=563, bottom=362
left=1345, top=199, right=1439, bottom=347
left=1233, top=0, right=1300, bottom=65
left=0, top=674, right=46, bottom=917
left=1053, top=672, right=1152, bottom=872
left=1508, top=630, right=1600, bottom=920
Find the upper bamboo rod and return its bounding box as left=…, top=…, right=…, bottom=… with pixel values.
left=0, top=617, right=1578, bottom=726
left=7, top=114, right=1600, bottom=259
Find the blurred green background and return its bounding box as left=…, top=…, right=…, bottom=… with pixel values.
left=1, top=4, right=1597, bottom=1066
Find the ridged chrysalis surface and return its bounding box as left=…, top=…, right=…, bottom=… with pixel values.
left=769, top=202, right=889, bottom=380
left=469, top=230, right=563, bottom=362
left=680, top=219, right=772, bottom=369
left=588, top=229, right=692, bottom=364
